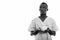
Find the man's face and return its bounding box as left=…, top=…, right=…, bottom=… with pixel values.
left=39, top=4, right=48, bottom=14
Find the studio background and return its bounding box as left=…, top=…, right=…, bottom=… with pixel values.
left=0, top=0, right=60, bottom=40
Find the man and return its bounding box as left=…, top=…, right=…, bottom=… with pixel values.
left=28, top=2, right=58, bottom=40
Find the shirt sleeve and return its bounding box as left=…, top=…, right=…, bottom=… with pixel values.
left=52, top=20, right=59, bottom=31
left=28, top=19, right=36, bottom=32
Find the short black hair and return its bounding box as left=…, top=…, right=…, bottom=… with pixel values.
left=41, top=2, right=47, bottom=4
left=40, top=2, right=48, bottom=8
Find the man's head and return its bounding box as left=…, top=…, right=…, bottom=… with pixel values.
left=39, top=2, right=48, bottom=14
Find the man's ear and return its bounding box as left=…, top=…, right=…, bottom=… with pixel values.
left=47, top=9, right=48, bottom=11
left=39, top=9, right=40, bottom=11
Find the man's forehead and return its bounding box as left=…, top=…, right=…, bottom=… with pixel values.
left=40, top=4, right=47, bottom=7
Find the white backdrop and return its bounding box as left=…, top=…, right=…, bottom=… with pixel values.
left=0, top=0, right=60, bottom=40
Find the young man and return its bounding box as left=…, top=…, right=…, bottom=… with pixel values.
left=28, top=2, right=58, bottom=40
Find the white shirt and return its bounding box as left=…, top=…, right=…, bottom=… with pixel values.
left=28, top=16, right=59, bottom=40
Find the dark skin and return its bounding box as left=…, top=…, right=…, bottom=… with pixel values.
left=39, top=3, right=48, bottom=22
left=31, top=2, right=56, bottom=36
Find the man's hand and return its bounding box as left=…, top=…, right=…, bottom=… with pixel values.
left=45, top=28, right=56, bottom=36
left=30, top=30, right=39, bottom=36
left=31, top=31, right=35, bottom=36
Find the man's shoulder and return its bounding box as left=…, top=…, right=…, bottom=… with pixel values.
left=33, top=16, right=39, bottom=20
left=31, top=17, right=39, bottom=22
left=48, top=17, right=54, bottom=20
left=47, top=17, right=55, bottom=23
left=32, top=16, right=55, bottom=21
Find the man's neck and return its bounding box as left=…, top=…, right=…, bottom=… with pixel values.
left=40, top=14, right=47, bottom=18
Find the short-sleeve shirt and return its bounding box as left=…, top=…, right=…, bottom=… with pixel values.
left=28, top=16, right=59, bottom=40
left=28, top=16, right=58, bottom=32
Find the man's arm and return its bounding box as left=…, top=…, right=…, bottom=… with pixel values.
left=48, top=30, right=56, bottom=36
left=30, top=30, right=40, bottom=36
left=45, top=28, right=56, bottom=36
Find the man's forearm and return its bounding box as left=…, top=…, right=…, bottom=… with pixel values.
left=48, top=30, right=56, bottom=36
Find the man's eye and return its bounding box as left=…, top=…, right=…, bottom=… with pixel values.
left=40, top=7, right=42, bottom=8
